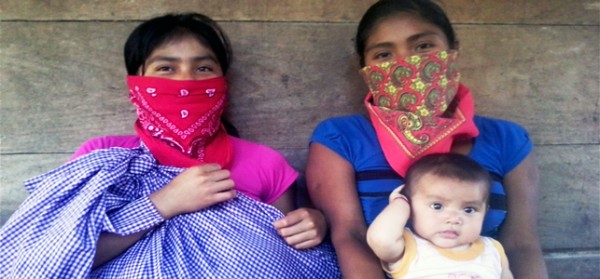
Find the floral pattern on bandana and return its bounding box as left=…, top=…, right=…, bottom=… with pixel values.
left=362, top=50, right=478, bottom=176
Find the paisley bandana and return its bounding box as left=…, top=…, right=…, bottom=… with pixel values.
left=361, top=50, right=479, bottom=176
left=128, top=76, right=233, bottom=168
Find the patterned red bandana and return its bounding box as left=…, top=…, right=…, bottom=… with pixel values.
left=128, top=76, right=233, bottom=168
left=361, top=50, right=479, bottom=176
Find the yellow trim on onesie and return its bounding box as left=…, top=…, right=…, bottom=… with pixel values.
left=491, top=238, right=510, bottom=270
left=382, top=229, right=418, bottom=278
left=386, top=229, right=493, bottom=278
left=434, top=236, right=484, bottom=260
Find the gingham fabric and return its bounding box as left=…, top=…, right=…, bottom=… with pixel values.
left=0, top=146, right=341, bottom=278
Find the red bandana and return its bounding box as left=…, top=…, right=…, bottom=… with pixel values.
left=128, top=76, right=233, bottom=168
left=361, top=50, right=479, bottom=176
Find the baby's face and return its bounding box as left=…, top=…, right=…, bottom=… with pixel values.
left=409, top=173, right=487, bottom=251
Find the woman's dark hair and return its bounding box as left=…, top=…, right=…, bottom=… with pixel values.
left=355, top=0, right=457, bottom=67
left=124, top=13, right=232, bottom=75
left=403, top=153, right=492, bottom=200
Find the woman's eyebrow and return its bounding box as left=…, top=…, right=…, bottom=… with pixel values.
left=145, top=56, right=180, bottom=65
left=364, top=31, right=442, bottom=53
left=406, top=31, right=443, bottom=43
left=364, top=41, right=394, bottom=53
left=192, top=55, right=218, bottom=63
left=146, top=55, right=217, bottom=65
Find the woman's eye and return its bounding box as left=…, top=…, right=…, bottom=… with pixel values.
left=430, top=203, right=443, bottom=210
left=415, top=43, right=435, bottom=52
left=157, top=66, right=174, bottom=72
left=197, top=66, right=213, bottom=72
left=373, top=52, right=392, bottom=60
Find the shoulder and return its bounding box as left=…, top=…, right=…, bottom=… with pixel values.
left=484, top=236, right=506, bottom=253
left=480, top=236, right=508, bottom=258
left=227, top=136, right=298, bottom=203
left=472, top=115, right=533, bottom=165
left=228, top=136, right=295, bottom=172
left=482, top=236, right=510, bottom=266
left=229, top=136, right=285, bottom=158
left=310, top=114, right=374, bottom=145
left=312, top=114, right=371, bottom=134
left=80, top=135, right=140, bottom=148
left=474, top=115, right=530, bottom=139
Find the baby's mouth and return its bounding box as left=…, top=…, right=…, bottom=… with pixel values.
left=438, top=230, right=459, bottom=239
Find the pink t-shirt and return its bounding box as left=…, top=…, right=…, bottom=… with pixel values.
left=72, top=135, right=298, bottom=204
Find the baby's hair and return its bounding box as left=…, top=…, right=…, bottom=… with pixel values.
left=403, top=153, right=492, bottom=200
left=124, top=13, right=232, bottom=75
left=355, top=0, right=457, bottom=67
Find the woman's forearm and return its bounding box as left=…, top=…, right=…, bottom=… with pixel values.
left=505, top=244, right=547, bottom=279
left=332, top=231, right=387, bottom=279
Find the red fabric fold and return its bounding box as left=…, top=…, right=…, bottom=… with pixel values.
left=128, top=76, right=233, bottom=168
left=361, top=51, right=478, bottom=176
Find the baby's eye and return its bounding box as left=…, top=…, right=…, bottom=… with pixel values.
left=430, top=203, right=443, bottom=210
left=464, top=207, right=477, bottom=214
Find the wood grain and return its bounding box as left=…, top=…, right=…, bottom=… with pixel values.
left=1, top=22, right=597, bottom=154
left=1, top=0, right=598, bottom=275
left=1, top=0, right=598, bottom=25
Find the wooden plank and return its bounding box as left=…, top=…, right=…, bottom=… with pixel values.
left=458, top=25, right=600, bottom=145
left=536, top=145, right=600, bottom=250
left=0, top=154, right=71, bottom=225
left=0, top=0, right=375, bottom=22
left=0, top=22, right=138, bottom=154
left=545, top=251, right=600, bottom=279
left=1, top=0, right=598, bottom=25
left=1, top=22, right=598, bottom=154
left=444, top=0, right=600, bottom=25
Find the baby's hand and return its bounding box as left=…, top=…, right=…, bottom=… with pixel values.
left=388, top=184, right=407, bottom=203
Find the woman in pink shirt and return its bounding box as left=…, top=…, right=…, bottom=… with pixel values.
left=1, top=13, right=339, bottom=278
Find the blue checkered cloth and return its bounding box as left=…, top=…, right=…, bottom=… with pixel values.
left=0, top=146, right=341, bottom=278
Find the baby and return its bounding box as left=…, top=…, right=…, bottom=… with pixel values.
left=367, top=153, right=513, bottom=279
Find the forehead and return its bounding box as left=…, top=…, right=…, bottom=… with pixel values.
left=148, top=35, right=215, bottom=58
left=366, top=13, right=447, bottom=46
left=413, top=173, right=488, bottom=201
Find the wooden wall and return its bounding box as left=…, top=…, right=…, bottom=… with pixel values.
left=1, top=1, right=598, bottom=277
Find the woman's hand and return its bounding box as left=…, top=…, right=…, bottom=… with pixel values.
left=149, top=163, right=236, bottom=219
left=273, top=207, right=327, bottom=249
